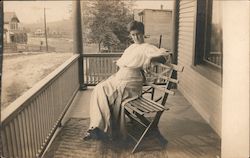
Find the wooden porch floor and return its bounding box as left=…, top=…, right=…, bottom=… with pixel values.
left=44, top=88, right=221, bottom=158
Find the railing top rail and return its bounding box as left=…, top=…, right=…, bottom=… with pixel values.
left=83, top=53, right=123, bottom=57
left=1, top=54, right=80, bottom=124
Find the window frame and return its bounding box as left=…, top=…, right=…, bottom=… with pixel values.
left=193, top=0, right=222, bottom=86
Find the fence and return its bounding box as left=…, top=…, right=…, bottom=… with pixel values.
left=1, top=55, right=80, bottom=158
left=82, top=53, right=170, bottom=86
left=83, top=53, right=122, bottom=85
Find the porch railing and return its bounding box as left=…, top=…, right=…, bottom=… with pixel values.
left=1, top=54, right=80, bottom=158
left=83, top=53, right=122, bottom=85
left=82, top=53, right=170, bottom=86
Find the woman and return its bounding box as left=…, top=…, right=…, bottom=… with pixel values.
left=84, top=20, right=168, bottom=141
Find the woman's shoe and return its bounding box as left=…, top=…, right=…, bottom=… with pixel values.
left=83, top=128, right=99, bottom=141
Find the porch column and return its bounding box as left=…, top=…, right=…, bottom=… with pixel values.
left=171, top=0, right=179, bottom=65
left=72, top=0, right=87, bottom=90
left=222, top=1, right=249, bottom=158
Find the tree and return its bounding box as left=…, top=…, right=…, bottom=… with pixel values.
left=81, top=0, right=134, bottom=52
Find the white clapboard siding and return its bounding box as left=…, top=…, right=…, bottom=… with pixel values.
left=177, top=0, right=222, bottom=136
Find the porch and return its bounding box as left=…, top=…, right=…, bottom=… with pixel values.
left=1, top=1, right=221, bottom=157
left=43, top=89, right=220, bottom=158
left=1, top=53, right=221, bottom=158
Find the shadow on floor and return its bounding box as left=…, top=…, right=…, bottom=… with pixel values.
left=44, top=118, right=169, bottom=158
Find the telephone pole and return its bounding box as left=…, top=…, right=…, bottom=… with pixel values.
left=44, top=7, right=48, bottom=52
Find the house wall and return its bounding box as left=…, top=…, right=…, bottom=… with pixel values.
left=143, top=10, right=172, bottom=50
left=177, top=0, right=222, bottom=136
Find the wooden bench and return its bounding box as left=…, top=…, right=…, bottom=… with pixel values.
left=124, top=62, right=184, bottom=153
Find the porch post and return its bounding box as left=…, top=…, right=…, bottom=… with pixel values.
left=171, top=0, right=179, bottom=65
left=72, top=0, right=87, bottom=90
left=170, top=0, right=179, bottom=85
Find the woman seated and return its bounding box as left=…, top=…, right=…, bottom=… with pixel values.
left=84, top=20, right=169, bottom=141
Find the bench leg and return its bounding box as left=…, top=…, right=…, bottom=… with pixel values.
left=131, top=121, right=154, bottom=153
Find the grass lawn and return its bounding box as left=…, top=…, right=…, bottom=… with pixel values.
left=1, top=52, right=73, bottom=109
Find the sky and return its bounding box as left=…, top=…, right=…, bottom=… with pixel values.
left=3, top=1, right=174, bottom=24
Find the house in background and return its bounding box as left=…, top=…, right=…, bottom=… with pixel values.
left=4, top=12, right=27, bottom=53
left=4, top=12, right=27, bottom=44
left=4, top=12, right=19, bottom=43
left=34, top=28, right=44, bottom=37
left=134, top=8, right=172, bottom=51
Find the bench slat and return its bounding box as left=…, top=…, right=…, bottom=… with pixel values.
left=134, top=99, right=156, bottom=112
left=140, top=97, right=166, bottom=111
left=130, top=101, right=150, bottom=113
left=125, top=103, right=145, bottom=115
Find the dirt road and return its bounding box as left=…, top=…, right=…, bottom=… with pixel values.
left=2, top=52, right=72, bottom=109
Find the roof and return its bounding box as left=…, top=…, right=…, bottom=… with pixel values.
left=138, top=9, right=172, bottom=15
left=4, top=12, right=20, bottom=24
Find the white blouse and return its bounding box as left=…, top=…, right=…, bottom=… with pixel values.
left=116, top=43, right=168, bottom=69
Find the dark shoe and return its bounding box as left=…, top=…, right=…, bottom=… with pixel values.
left=83, top=128, right=100, bottom=141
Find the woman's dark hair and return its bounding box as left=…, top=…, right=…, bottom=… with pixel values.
left=127, top=20, right=144, bottom=34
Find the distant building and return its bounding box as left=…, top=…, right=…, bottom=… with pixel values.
left=34, top=28, right=44, bottom=36
left=4, top=12, right=27, bottom=44
left=134, top=9, right=172, bottom=50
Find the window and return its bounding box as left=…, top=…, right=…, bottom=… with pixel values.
left=193, top=0, right=222, bottom=85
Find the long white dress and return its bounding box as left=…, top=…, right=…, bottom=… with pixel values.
left=88, top=43, right=168, bottom=139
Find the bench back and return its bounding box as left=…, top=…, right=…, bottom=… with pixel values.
left=145, top=62, right=184, bottom=106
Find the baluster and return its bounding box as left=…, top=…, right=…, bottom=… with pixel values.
left=55, top=81, right=60, bottom=120
left=99, top=57, right=102, bottom=82
left=27, top=104, right=36, bottom=157
left=45, top=88, right=51, bottom=142
left=33, top=99, right=41, bottom=154
left=20, top=111, right=29, bottom=158
left=52, top=82, right=57, bottom=124
left=30, top=101, right=38, bottom=156
left=85, top=57, right=88, bottom=85
left=66, top=69, right=71, bottom=102
left=89, top=57, right=92, bottom=84
left=110, top=57, right=113, bottom=75
left=24, top=107, right=33, bottom=157
left=59, top=77, right=64, bottom=114
left=6, top=125, right=14, bottom=157
left=110, top=57, right=113, bottom=74
left=102, top=57, right=105, bottom=80
left=17, top=116, right=25, bottom=158
left=48, top=85, right=55, bottom=125
left=101, top=57, right=105, bottom=79
left=94, top=57, right=98, bottom=84
left=50, top=84, right=56, bottom=133
left=10, top=121, right=18, bottom=157
left=36, top=94, right=44, bottom=151
left=95, top=57, right=98, bottom=83
left=14, top=118, right=23, bottom=157
left=103, top=57, right=105, bottom=80
left=57, top=81, right=61, bottom=123
left=90, top=57, right=94, bottom=84
left=39, top=92, right=47, bottom=148
left=1, top=126, right=10, bottom=158
left=106, top=57, right=109, bottom=78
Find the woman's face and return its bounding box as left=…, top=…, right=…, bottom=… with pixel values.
left=130, top=30, right=144, bottom=44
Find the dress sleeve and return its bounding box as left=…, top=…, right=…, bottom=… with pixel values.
left=144, top=44, right=168, bottom=59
